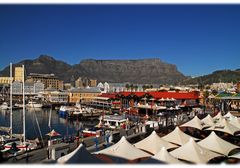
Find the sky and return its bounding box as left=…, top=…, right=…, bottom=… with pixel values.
left=0, top=4, right=240, bottom=77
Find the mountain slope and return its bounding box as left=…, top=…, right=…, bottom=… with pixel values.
left=181, top=69, right=240, bottom=85
left=0, top=55, right=187, bottom=84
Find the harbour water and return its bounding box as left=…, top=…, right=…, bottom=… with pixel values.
left=0, top=108, right=99, bottom=140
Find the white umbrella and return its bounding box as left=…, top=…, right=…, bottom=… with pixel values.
left=197, top=131, right=240, bottom=156
left=94, top=136, right=151, bottom=160
left=152, top=147, right=184, bottom=164
left=201, top=114, right=215, bottom=127
left=206, top=119, right=240, bottom=135
left=58, top=144, right=104, bottom=164
left=161, top=127, right=199, bottom=146
left=170, top=138, right=222, bottom=164
left=134, top=131, right=178, bottom=155
left=180, top=116, right=206, bottom=130
left=224, top=112, right=236, bottom=121
left=213, top=112, right=224, bottom=123
left=229, top=117, right=240, bottom=129
left=229, top=152, right=240, bottom=159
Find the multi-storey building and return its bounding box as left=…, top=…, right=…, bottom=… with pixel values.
left=12, top=80, right=44, bottom=95
left=68, top=87, right=101, bottom=103
left=75, top=77, right=97, bottom=88
left=14, top=67, right=24, bottom=82
left=27, top=73, right=63, bottom=90
left=0, top=77, right=13, bottom=85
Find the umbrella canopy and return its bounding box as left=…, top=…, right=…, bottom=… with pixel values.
left=229, top=117, right=240, bottom=129
left=229, top=152, right=240, bottom=159
left=46, top=129, right=61, bottom=137
left=213, top=112, right=224, bottom=123
left=134, top=131, right=178, bottom=155
left=201, top=114, right=215, bottom=127
left=170, top=138, right=222, bottom=164
left=197, top=131, right=239, bottom=156
left=162, top=127, right=199, bottom=146
left=224, top=112, right=236, bottom=121
left=152, top=147, right=184, bottom=164
left=206, top=119, right=240, bottom=135
left=180, top=116, right=206, bottom=130
left=58, top=143, right=104, bottom=164
left=95, top=136, right=151, bottom=160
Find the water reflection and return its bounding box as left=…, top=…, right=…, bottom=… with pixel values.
left=0, top=108, right=98, bottom=139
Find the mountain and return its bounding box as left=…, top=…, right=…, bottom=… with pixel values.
left=0, top=55, right=187, bottom=84
left=181, top=69, right=240, bottom=85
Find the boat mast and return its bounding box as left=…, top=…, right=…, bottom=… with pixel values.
left=22, top=65, right=26, bottom=143
left=10, top=63, right=13, bottom=138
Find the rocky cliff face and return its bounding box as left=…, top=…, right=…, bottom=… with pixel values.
left=0, top=55, right=187, bottom=85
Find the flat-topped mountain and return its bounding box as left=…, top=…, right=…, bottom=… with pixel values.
left=0, top=55, right=187, bottom=85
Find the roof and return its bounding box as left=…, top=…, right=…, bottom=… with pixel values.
left=99, top=93, right=117, bottom=99
left=197, top=131, right=239, bottom=156
left=152, top=147, right=184, bottom=164
left=94, top=136, right=151, bottom=160
left=170, top=138, right=222, bottom=164
left=70, top=87, right=101, bottom=93
left=118, top=91, right=146, bottom=97
left=57, top=143, right=104, bottom=164
left=148, top=91, right=200, bottom=100
left=161, top=127, right=199, bottom=146
left=134, top=131, right=178, bottom=155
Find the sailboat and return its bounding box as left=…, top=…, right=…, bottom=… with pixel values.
left=3, top=65, right=38, bottom=155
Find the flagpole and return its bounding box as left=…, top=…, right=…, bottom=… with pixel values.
left=22, top=65, right=26, bottom=144
left=10, top=63, right=13, bottom=138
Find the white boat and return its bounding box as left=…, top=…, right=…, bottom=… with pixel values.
left=0, top=102, right=9, bottom=110
left=26, top=101, right=43, bottom=108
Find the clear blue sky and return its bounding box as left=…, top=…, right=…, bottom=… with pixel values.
left=0, top=4, right=240, bottom=76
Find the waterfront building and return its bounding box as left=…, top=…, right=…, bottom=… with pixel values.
left=210, top=82, right=234, bottom=92
left=0, top=77, right=13, bottom=85
left=68, top=87, right=101, bottom=103
left=14, top=66, right=24, bottom=82
left=75, top=77, right=97, bottom=88
left=44, top=89, right=69, bottom=103
left=63, top=83, right=72, bottom=90
left=12, top=80, right=44, bottom=95
left=27, top=73, right=63, bottom=90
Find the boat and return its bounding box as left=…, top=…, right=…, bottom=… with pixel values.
left=0, top=102, right=9, bottom=110
left=97, top=114, right=127, bottom=129
left=26, top=101, right=43, bottom=108
left=82, top=128, right=102, bottom=137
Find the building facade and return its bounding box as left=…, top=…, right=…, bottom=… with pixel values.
left=27, top=73, right=63, bottom=90
left=68, top=87, right=101, bottom=103
left=0, top=77, right=13, bottom=85
left=14, top=67, right=24, bottom=82
left=12, top=80, right=44, bottom=95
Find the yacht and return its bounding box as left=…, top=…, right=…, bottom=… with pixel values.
left=26, top=101, right=43, bottom=108
left=0, top=102, right=9, bottom=110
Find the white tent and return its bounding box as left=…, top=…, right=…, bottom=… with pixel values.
left=95, top=136, right=151, bottom=160
left=224, top=112, right=236, bottom=121
left=213, top=112, right=224, bottom=123
left=57, top=144, right=104, bottom=164
left=161, top=127, right=199, bottom=146
left=170, top=138, right=222, bottom=164
left=134, top=131, right=178, bottom=155
left=229, top=152, right=240, bottom=159
left=201, top=114, right=215, bottom=127
left=152, top=147, right=184, bottom=164
left=180, top=116, right=205, bottom=130
left=206, top=119, right=240, bottom=135
left=197, top=131, right=239, bottom=156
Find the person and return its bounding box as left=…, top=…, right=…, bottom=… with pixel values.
left=93, top=135, right=99, bottom=152
left=13, top=152, right=17, bottom=162
left=105, top=131, right=110, bottom=147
